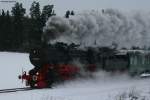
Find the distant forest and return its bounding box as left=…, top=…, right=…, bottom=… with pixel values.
left=0, top=1, right=74, bottom=52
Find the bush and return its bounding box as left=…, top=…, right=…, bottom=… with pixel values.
left=115, top=89, right=149, bottom=100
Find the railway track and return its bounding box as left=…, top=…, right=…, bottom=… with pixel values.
left=0, top=87, right=34, bottom=93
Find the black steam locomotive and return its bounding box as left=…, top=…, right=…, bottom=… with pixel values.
left=19, top=42, right=150, bottom=88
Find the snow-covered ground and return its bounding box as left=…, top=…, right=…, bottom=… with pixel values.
left=0, top=52, right=33, bottom=89
left=0, top=52, right=150, bottom=100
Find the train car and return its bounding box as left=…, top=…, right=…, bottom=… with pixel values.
left=103, top=53, right=129, bottom=71
left=127, top=50, right=150, bottom=76
left=104, top=50, right=150, bottom=75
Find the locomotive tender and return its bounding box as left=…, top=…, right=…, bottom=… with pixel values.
left=19, top=42, right=150, bottom=88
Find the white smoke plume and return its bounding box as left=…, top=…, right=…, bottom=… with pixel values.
left=43, top=9, right=150, bottom=48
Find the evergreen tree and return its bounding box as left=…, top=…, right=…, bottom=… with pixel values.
left=11, top=2, right=26, bottom=49
left=65, top=10, right=70, bottom=18
left=0, top=10, right=13, bottom=50
left=1, top=9, right=5, bottom=16
left=0, top=10, right=6, bottom=50
left=41, top=4, right=55, bottom=26
left=21, top=16, right=33, bottom=51
left=30, top=1, right=41, bottom=19
left=42, top=5, right=54, bottom=20
left=4, top=11, right=12, bottom=49
left=70, top=10, right=75, bottom=15
left=29, top=1, right=42, bottom=46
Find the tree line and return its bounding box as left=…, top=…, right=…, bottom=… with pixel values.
left=0, top=1, right=56, bottom=52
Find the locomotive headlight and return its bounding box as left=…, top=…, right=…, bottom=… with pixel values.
left=33, top=50, right=36, bottom=53
left=32, top=75, right=37, bottom=81
left=36, top=72, right=39, bottom=75
left=35, top=84, right=38, bottom=87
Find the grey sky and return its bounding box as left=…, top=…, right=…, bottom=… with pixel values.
left=0, top=0, right=150, bottom=16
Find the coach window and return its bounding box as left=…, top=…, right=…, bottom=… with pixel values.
left=130, top=58, right=132, bottom=65
left=134, top=56, right=136, bottom=65
left=142, top=56, right=145, bottom=65
left=130, top=57, right=133, bottom=65
left=132, top=56, right=136, bottom=65
left=148, top=56, right=149, bottom=64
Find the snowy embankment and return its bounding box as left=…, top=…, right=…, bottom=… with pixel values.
left=0, top=52, right=150, bottom=100
left=0, top=52, right=33, bottom=89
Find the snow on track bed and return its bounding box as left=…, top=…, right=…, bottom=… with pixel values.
left=0, top=78, right=150, bottom=100
left=0, top=52, right=150, bottom=100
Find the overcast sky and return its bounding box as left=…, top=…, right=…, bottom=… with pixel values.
left=0, top=0, right=150, bottom=16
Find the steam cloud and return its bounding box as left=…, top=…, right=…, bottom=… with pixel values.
left=43, top=9, right=150, bottom=48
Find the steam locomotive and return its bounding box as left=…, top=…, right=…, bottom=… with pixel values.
left=19, top=42, right=150, bottom=88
